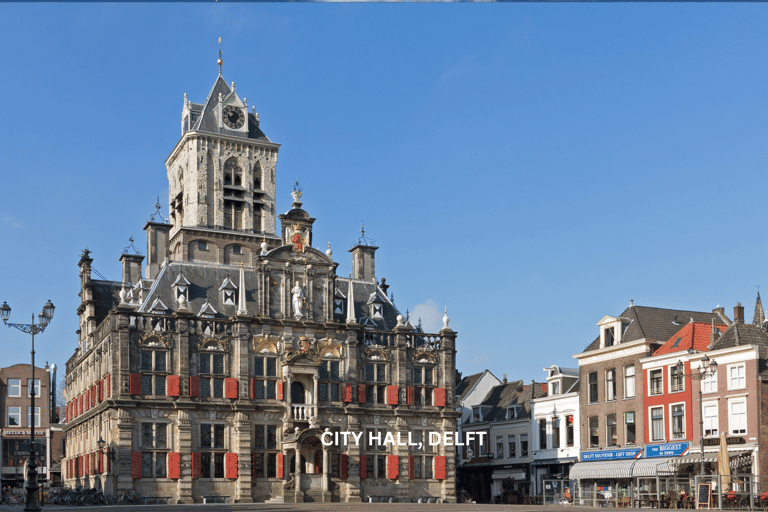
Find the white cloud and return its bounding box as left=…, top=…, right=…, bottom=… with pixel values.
left=410, top=299, right=443, bottom=333
left=3, top=214, right=23, bottom=230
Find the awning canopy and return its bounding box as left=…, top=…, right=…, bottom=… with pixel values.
left=570, top=459, right=674, bottom=480
left=531, top=457, right=578, bottom=466
left=671, top=450, right=753, bottom=470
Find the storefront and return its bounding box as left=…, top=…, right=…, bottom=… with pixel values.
left=1, top=430, right=49, bottom=488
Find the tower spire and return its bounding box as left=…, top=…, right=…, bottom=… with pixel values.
left=754, top=290, right=765, bottom=327
left=217, top=37, right=224, bottom=76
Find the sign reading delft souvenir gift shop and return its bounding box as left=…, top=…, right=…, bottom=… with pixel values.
left=581, top=448, right=643, bottom=461
left=580, top=442, right=689, bottom=462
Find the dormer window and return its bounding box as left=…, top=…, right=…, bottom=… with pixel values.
left=473, top=406, right=483, bottom=422
left=367, top=291, right=385, bottom=320
left=219, top=277, right=237, bottom=307
left=551, top=381, right=560, bottom=395
left=598, top=316, right=630, bottom=348
left=172, top=273, right=190, bottom=303
left=507, top=405, right=521, bottom=420
left=604, top=327, right=615, bottom=347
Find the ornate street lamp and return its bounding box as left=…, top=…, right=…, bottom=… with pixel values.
left=1, top=300, right=55, bottom=512
left=676, top=353, right=718, bottom=478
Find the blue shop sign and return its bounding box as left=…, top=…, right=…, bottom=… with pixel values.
left=645, top=442, right=690, bottom=458
left=581, top=449, right=642, bottom=461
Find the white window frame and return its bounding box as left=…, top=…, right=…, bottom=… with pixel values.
left=507, top=434, right=516, bottom=458
left=7, top=406, right=20, bottom=427
left=669, top=365, right=684, bottom=393
left=624, top=365, right=636, bottom=398
left=649, top=369, right=663, bottom=396
left=701, top=370, right=717, bottom=394
left=669, top=402, right=685, bottom=440
left=26, top=406, right=40, bottom=428
left=650, top=406, right=665, bottom=442
left=7, top=379, right=21, bottom=397
left=727, top=363, right=746, bottom=390
left=703, top=401, right=719, bottom=437
left=26, top=379, right=41, bottom=397
left=728, top=398, right=747, bottom=435
left=606, top=369, right=616, bottom=401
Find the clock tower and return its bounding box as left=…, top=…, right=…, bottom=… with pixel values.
left=163, top=64, right=281, bottom=265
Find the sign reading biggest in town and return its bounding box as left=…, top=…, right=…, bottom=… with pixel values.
left=645, top=442, right=690, bottom=458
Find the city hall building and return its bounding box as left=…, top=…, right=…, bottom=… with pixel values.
left=62, top=61, right=459, bottom=504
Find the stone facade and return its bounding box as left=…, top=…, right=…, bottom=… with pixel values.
left=62, top=68, right=458, bottom=504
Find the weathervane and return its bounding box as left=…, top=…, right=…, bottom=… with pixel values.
left=148, top=196, right=167, bottom=223
left=123, top=232, right=141, bottom=255
left=352, top=221, right=376, bottom=247
left=217, top=37, right=224, bottom=75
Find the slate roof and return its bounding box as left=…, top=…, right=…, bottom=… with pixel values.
left=710, top=322, right=768, bottom=355
left=91, top=281, right=121, bottom=325
left=477, top=380, right=547, bottom=422
left=653, top=322, right=727, bottom=356
left=582, top=305, right=723, bottom=353
left=187, top=75, right=271, bottom=142
left=456, top=371, right=484, bottom=401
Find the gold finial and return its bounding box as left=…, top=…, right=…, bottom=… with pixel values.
left=217, top=37, right=224, bottom=75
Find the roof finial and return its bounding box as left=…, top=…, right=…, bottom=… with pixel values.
left=217, top=37, right=224, bottom=76
left=291, top=180, right=303, bottom=206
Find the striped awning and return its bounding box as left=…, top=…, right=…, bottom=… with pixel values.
left=670, top=450, right=752, bottom=469
left=570, top=459, right=674, bottom=480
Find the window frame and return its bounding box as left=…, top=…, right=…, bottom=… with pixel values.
left=727, top=363, right=746, bottom=391
left=728, top=398, right=747, bottom=435
left=365, top=361, right=388, bottom=405
left=649, top=369, right=663, bottom=396
left=507, top=434, right=516, bottom=458
left=588, top=416, right=599, bottom=447
left=625, top=411, right=636, bottom=444
left=650, top=406, right=665, bottom=442
left=253, top=354, right=277, bottom=400
left=588, top=372, right=598, bottom=403
left=413, top=364, right=435, bottom=406
left=318, top=359, right=342, bottom=403
left=606, top=368, right=616, bottom=401
left=140, top=421, right=169, bottom=479
left=701, top=370, right=718, bottom=394
left=25, top=379, right=40, bottom=398
left=606, top=414, right=617, bottom=446
left=198, top=422, right=227, bottom=479
left=26, top=407, right=40, bottom=428
left=624, top=365, right=636, bottom=398
left=669, top=365, right=684, bottom=393
left=7, top=379, right=20, bottom=398
left=7, top=406, right=20, bottom=427
left=140, top=348, right=169, bottom=396
left=252, top=424, right=279, bottom=479
left=670, top=402, right=685, bottom=440
left=703, top=401, right=719, bottom=437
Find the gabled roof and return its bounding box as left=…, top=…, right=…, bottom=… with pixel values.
left=476, top=380, right=547, bottom=422
left=582, top=305, right=723, bottom=353
left=456, top=371, right=484, bottom=401
left=653, top=322, right=727, bottom=356
left=710, top=322, right=768, bottom=354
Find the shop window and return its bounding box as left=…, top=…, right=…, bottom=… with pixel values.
left=507, top=435, right=516, bottom=458
left=520, top=434, right=528, bottom=457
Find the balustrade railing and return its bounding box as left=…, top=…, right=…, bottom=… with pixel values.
left=292, top=405, right=314, bottom=421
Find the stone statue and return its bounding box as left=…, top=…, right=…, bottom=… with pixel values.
left=292, top=281, right=304, bottom=316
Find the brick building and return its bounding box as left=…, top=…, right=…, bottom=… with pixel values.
left=0, top=363, right=57, bottom=488
left=62, top=63, right=459, bottom=503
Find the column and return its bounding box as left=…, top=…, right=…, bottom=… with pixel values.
left=322, top=439, right=329, bottom=492
left=313, top=374, right=319, bottom=420
left=286, top=369, right=293, bottom=419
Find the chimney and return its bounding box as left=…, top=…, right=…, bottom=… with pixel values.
left=144, top=221, right=171, bottom=279
left=503, top=373, right=507, bottom=384
left=734, top=302, right=745, bottom=324
left=120, top=253, right=145, bottom=284
left=350, top=244, right=378, bottom=282
left=713, top=306, right=733, bottom=327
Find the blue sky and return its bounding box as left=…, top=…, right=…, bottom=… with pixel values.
left=1, top=5, right=768, bottom=386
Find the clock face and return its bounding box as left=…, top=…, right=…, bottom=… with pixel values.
left=223, top=105, right=245, bottom=129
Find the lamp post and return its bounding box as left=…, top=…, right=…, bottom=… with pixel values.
left=0, top=300, right=55, bottom=512
left=97, top=437, right=116, bottom=499
left=676, top=353, right=718, bottom=478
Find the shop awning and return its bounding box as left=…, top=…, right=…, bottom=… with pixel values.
left=570, top=459, right=674, bottom=480
left=531, top=457, right=578, bottom=466
left=670, top=450, right=752, bottom=470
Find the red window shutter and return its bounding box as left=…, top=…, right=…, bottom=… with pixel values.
left=277, top=452, right=284, bottom=479
left=191, top=452, right=201, bottom=479
left=434, top=387, right=446, bottom=407
left=129, top=373, right=141, bottom=395
left=225, top=378, right=238, bottom=399
left=131, top=451, right=142, bottom=479
left=386, top=385, right=399, bottom=405
left=358, top=383, right=366, bottom=404
left=85, top=390, right=89, bottom=411
left=92, top=385, right=96, bottom=406
left=92, top=452, right=97, bottom=475
left=167, top=375, right=180, bottom=397
left=434, top=455, right=446, bottom=480
left=341, top=454, right=348, bottom=479
left=225, top=452, right=238, bottom=479
left=315, top=451, right=322, bottom=474
left=189, top=376, right=200, bottom=397
left=84, top=453, right=89, bottom=475
left=79, top=395, right=83, bottom=414
left=97, top=380, right=103, bottom=402
left=251, top=453, right=257, bottom=479
left=407, top=386, right=415, bottom=405
left=387, top=455, right=399, bottom=480
left=408, top=455, right=414, bottom=480
left=106, top=374, right=110, bottom=398
left=99, top=450, right=103, bottom=474
left=250, top=378, right=256, bottom=399
left=359, top=454, right=367, bottom=479
left=342, top=383, right=353, bottom=403
left=168, top=452, right=181, bottom=479
left=276, top=379, right=284, bottom=400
